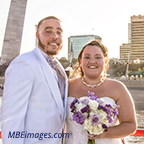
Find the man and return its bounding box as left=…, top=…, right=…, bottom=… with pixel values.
left=1, top=16, right=68, bottom=144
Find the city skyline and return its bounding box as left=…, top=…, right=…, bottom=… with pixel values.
left=0, top=0, right=144, bottom=59
left=120, top=15, right=144, bottom=63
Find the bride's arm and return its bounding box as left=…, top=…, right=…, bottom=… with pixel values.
left=90, top=81, right=137, bottom=139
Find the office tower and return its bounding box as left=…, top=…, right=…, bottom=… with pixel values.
left=130, top=15, right=144, bottom=62
left=128, top=23, right=131, bottom=43
left=1, top=0, right=28, bottom=64
left=68, top=35, right=102, bottom=61
left=120, top=43, right=131, bottom=62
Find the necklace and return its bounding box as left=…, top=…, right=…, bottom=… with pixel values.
left=82, top=77, right=105, bottom=88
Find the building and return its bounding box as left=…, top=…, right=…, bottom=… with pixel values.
left=1, top=0, right=28, bottom=64
left=120, top=43, right=131, bottom=62
left=128, top=23, right=131, bottom=43
left=130, top=15, right=144, bottom=62
left=120, top=15, right=144, bottom=63
left=68, top=35, right=102, bottom=61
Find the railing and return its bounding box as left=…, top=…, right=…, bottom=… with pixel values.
left=130, top=129, right=144, bottom=136
left=122, top=129, right=144, bottom=144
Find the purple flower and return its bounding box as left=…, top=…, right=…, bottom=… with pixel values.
left=80, top=105, right=90, bottom=118
left=107, top=115, right=113, bottom=123
left=102, top=124, right=108, bottom=132
left=99, top=104, right=112, bottom=115
left=70, top=98, right=79, bottom=109
left=81, top=105, right=90, bottom=113
left=87, top=113, right=90, bottom=118
left=88, top=91, right=95, bottom=97
left=98, top=105, right=107, bottom=111
left=90, top=113, right=101, bottom=125
left=97, top=99, right=104, bottom=104
left=105, top=104, right=119, bottom=119
left=90, top=95, right=98, bottom=101
left=88, top=91, right=98, bottom=101
left=71, top=109, right=75, bottom=113
left=72, top=112, right=85, bottom=125
left=113, top=109, right=119, bottom=117
left=80, top=98, right=89, bottom=105
left=112, top=105, right=119, bottom=117
left=98, top=103, right=119, bottom=124
left=81, top=106, right=88, bottom=113
left=105, top=107, right=113, bottom=115
left=105, top=104, right=112, bottom=109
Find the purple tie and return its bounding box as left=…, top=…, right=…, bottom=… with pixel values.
left=47, top=56, right=65, bottom=102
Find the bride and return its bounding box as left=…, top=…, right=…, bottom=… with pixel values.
left=65, top=40, right=137, bottom=144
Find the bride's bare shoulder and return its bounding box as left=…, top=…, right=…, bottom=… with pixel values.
left=68, top=78, right=81, bottom=91
left=106, top=78, right=126, bottom=88
left=69, top=77, right=81, bottom=86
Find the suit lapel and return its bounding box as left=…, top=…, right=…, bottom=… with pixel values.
left=55, top=59, right=68, bottom=119
left=64, top=80, right=68, bottom=119
left=33, top=47, right=64, bottom=116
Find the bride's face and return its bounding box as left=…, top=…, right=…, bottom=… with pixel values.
left=80, top=45, right=106, bottom=78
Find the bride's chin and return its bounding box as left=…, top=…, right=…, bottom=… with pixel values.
left=84, top=75, right=101, bottom=80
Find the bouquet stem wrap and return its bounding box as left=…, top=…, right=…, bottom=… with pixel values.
left=87, top=139, right=95, bottom=144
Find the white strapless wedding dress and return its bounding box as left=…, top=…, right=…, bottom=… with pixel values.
left=65, top=96, right=123, bottom=144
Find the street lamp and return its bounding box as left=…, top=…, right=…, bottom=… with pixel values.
left=69, top=40, right=74, bottom=64
left=125, top=52, right=131, bottom=79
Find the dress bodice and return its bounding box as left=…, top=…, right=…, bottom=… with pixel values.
left=65, top=96, right=123, bottom=144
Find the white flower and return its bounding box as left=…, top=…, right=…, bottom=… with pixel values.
left=84, top=117, right=104, bottom=135
left=92, top=124, right=103, bottom=135
left=75, top=102, right=85, bottom=112
left=84, top=118, right=93, bottom=131
left=98, top=110, right=109, bottom=125
left=98, top=110, right=107, bottom=119
left=89, top=100, right=99, bottom=111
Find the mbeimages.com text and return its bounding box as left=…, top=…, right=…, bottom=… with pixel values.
left=8, top=131, right=70, bottom=140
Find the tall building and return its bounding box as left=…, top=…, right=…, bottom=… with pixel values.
left=120, top=43, right=131, bottom=62
left=1, top=0, right=28, bottom=64
left=128, top=23, right=131, bottom=43
left=120, top=15, right=144, bottom=63
left=130, top=15, right=144, bottom=62
left=68, top=35, right=102, bottom=61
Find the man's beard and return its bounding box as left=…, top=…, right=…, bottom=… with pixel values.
left=38, top=38, right=61, bottom=56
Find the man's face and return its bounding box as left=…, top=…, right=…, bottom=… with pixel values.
left=36, top=19, right=63, bottom=57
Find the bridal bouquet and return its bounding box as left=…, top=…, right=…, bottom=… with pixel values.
left=70, top=91, right=119, bottom=144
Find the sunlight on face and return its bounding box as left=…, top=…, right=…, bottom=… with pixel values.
left=81, top=45, right=106, bottom=78
left=36, top=19, right=63, bottom=57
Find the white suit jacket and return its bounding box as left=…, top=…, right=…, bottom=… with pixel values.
left=1, top=46, right=68, bottom=144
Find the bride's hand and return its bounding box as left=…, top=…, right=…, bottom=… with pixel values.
left=88, top=133, right=104, bottom=140
left=88, top=134, right=98, bottom=140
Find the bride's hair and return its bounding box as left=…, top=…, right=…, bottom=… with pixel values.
left=72, top=40, right=109, bottom=78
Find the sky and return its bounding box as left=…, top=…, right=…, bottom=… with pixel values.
left=0, top=0, right=144, bottom=59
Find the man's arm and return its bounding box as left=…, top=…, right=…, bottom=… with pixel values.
left=1, top=59, right=34, bottom=144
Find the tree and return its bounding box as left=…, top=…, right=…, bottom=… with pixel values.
left=138, top=67, right=142, bottom=71
left=58, top=57, right=68, bottom=62
left=58, top=57, right=69, bottom=69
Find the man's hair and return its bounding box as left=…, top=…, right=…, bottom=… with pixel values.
left=37, top=16, right=62, bottom=31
